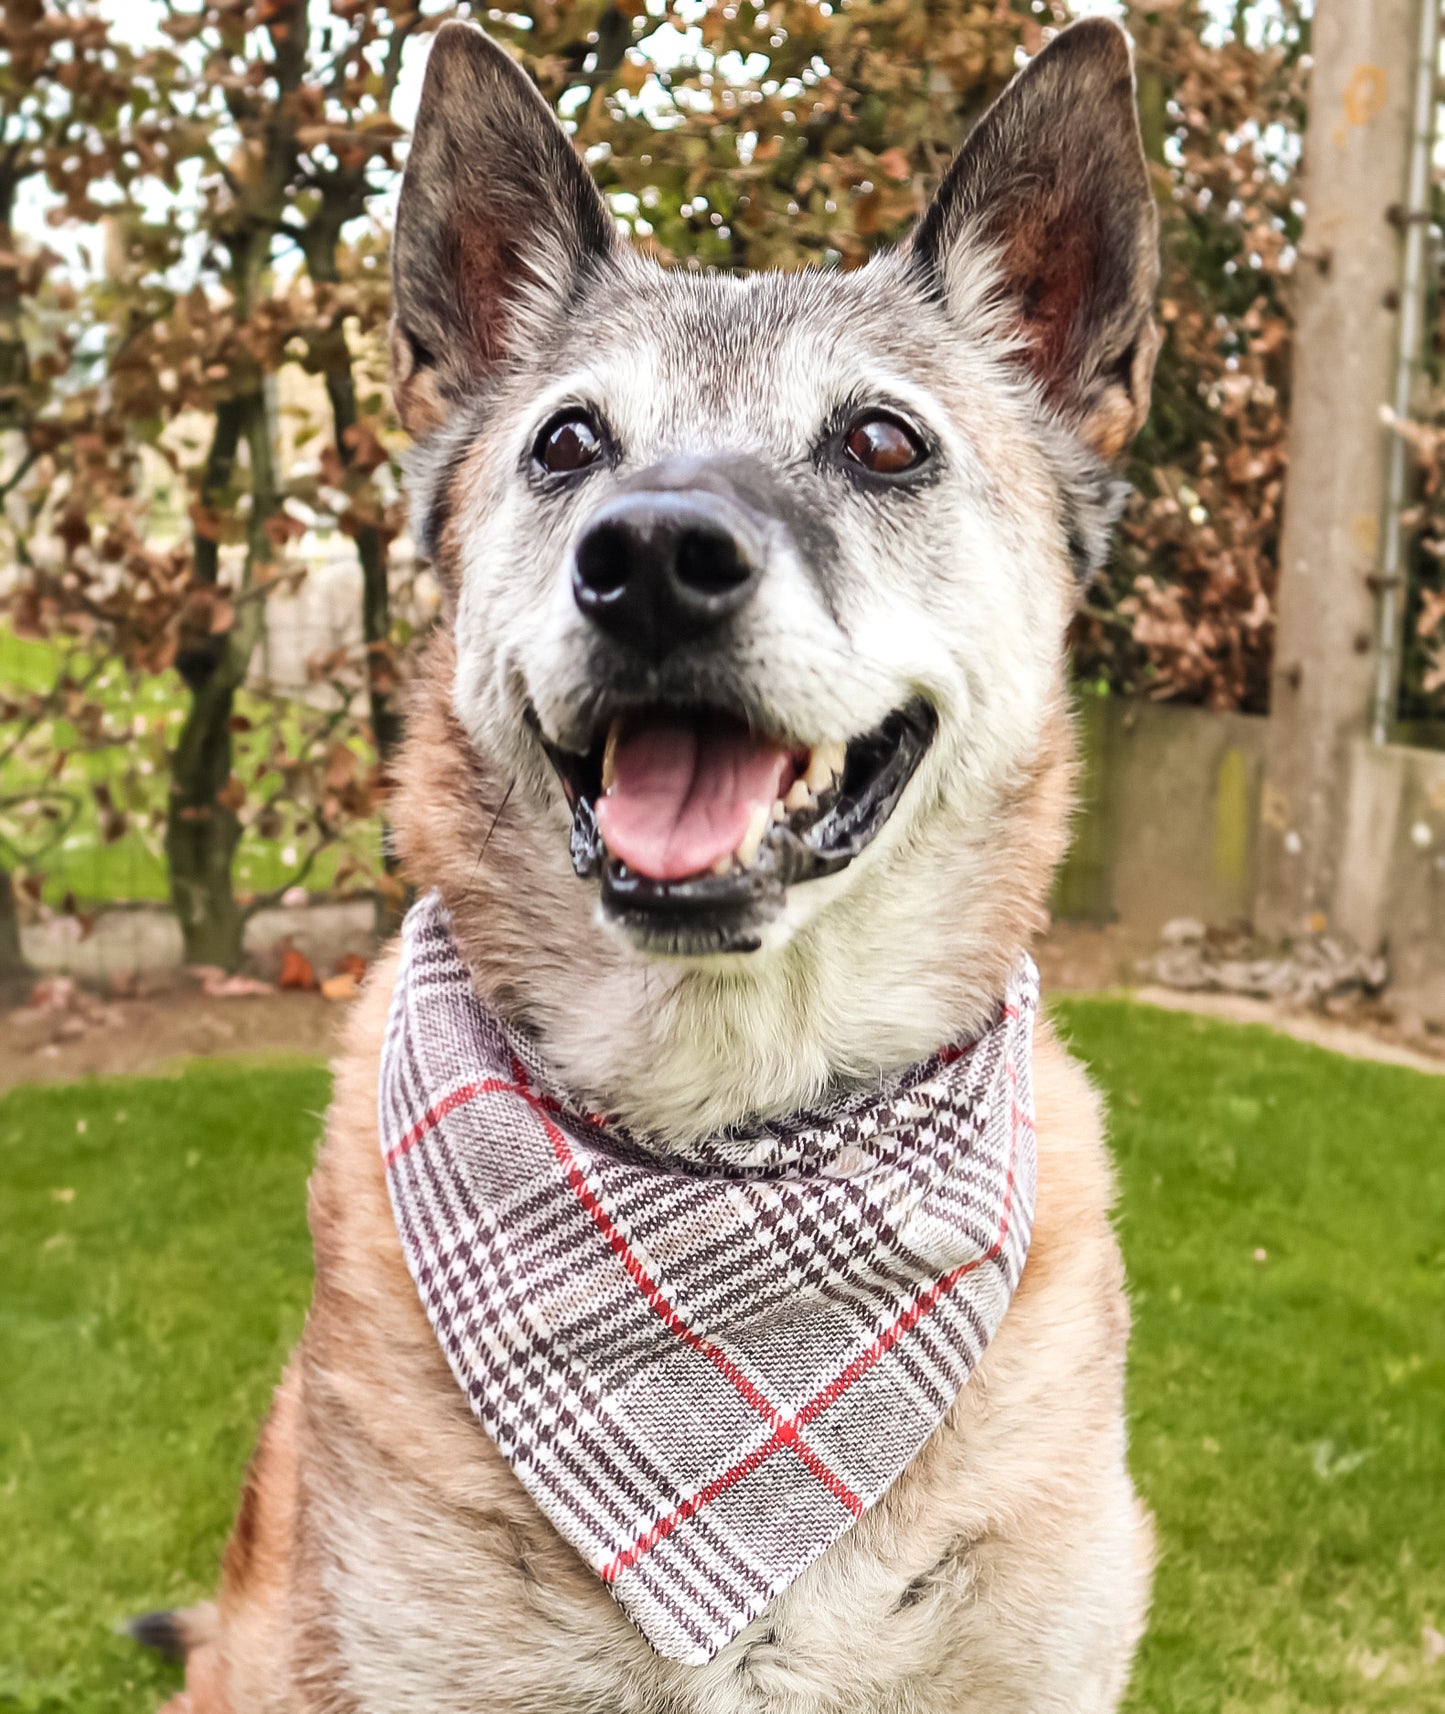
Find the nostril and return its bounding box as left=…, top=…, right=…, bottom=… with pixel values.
left=674, top=527, right=752, bottom=598
left=574, top=523, right=632, bottom=601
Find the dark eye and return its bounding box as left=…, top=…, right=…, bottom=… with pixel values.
left=536, top=413, right=603, bottom=476
left=844, top=413, right=927, bottom=477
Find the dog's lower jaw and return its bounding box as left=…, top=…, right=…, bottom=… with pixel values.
left=584, top=823, right=875, bottom=968
left=594, top=896, right=776, bottom=959
left=599, top=806, right=1065, bottom=1142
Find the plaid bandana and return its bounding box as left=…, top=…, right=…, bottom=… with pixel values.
left=379, top=891, right=1038, bottom=1665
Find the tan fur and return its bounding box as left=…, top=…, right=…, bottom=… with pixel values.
left=165, top=669, right=1152, bottom=1713
left=388, top=324, right=451, bottom=442
left=162, top=21, right=1158, bottom=1707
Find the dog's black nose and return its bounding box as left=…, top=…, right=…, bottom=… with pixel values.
left=572, top=491, right=761, bottom=657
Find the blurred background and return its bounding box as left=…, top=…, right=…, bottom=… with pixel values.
left=0, top=0, right=1442, bottom=1030
left=1, top=7, right=1443, bottom=1713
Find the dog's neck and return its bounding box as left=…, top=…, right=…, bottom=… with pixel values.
left=390, top=636, right=1072, bottom=1144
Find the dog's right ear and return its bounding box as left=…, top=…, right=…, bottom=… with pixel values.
left=391, top=23, right=618, bottom=437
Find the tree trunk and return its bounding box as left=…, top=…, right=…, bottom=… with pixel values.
left=321, top=342, right=403, bottom=765
left=0, top=175, right=34, bottom=985
left=1254, top=0, right=1419, bottom=937
left=0, top=867, right=28, bottom=993
left=303, top=223, right=404, bottom=769
left=166, top=394, right=268, bottom=968
left=165, top=663, right=246, bottom=968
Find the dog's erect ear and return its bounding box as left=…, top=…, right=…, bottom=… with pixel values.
left=910, top=18, right=1159, bottom=460
left=391, top=23, right=618, bottom=436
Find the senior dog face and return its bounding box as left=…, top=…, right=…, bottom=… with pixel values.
left=388, top=19, right=1158, bottom=1139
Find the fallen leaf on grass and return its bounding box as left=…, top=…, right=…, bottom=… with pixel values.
left=279, top=949, right=319, bottom=992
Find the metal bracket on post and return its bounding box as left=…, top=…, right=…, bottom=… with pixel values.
left=1371, top=0, right=1442, bottom=745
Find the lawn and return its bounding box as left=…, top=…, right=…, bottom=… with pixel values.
left=1, top=1002, right=1442, bottom=1713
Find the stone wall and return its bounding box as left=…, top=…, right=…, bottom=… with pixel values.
left=20, top=896, right=379, bottom=985
left=1055, top=697, right=1268, bottom=931
left=1055, top=698, right=1445, bottom=1023
left=1333, top=739, right=1445, bottom=1021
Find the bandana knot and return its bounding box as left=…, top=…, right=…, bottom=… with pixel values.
left=379, top=891, right=1038, bottom=1664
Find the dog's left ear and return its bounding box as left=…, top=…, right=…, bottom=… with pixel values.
left=910, top=18, right=1160, bottom=460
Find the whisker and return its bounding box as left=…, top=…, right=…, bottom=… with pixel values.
left=472, top=779, right=517, bottom=878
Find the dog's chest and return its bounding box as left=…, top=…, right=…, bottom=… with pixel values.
left=315, top=1429, right=996, bottom=1714
left=297, top=1023, right=1146, bottom=1714
left=368, top=900, right=1040, bottom=1670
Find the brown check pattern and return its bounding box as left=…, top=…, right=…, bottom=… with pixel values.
left=379, top=892, right=1039, bottom=1664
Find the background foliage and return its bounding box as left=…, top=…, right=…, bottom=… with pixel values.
left=0, top=0, right=1431, bottom=970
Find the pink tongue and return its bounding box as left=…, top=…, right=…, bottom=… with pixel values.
left=595, top=718, right=792, bottom=882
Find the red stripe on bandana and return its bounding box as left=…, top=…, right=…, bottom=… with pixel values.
left=383, top=1078, right=519, bottom=1167
left=536, top=1081, right=863, bottom=1515
left=601, top=1119, right=1022, bottom=1585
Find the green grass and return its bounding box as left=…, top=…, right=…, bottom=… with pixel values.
left=1, top=1005, right=1442, bottom=1712
left=1064, top=1002, right=1445, bottom=1714
left=0, top=1059, right=327, bottom=1713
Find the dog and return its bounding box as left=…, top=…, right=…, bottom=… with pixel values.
left=146, top=15, right=1160, bottom=1710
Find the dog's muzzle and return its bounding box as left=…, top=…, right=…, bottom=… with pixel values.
left=541, top=456, right=938, bottom=955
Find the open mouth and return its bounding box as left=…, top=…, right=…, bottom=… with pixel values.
left=541, top=697, right=937, bottom=953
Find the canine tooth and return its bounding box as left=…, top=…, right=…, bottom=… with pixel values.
left=804, top=740, right=846, bottom=795
left=601, top=722, right=620, bottom=793
left=784, top=778, right=812, bottom=813
left=771, top=798, right=787, bottom=823
left=735, top=801, right=770, bottom=868
left=711, top=854, right=734, bottom=877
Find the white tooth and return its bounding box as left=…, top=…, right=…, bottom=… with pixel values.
left=712, top=854, right=734, bottom=877
left=804, top=740, right=847, bottom=795
left=784, top=778, right=812, bottom=813
left=771, top=798, right=787, bottom=823
left=601, top=721, right=620, bottom=793
left=734, top=801, right=770, bottom=869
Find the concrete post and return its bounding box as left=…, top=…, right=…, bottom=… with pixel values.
left=1255, top=0, right=1422, bottom=938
